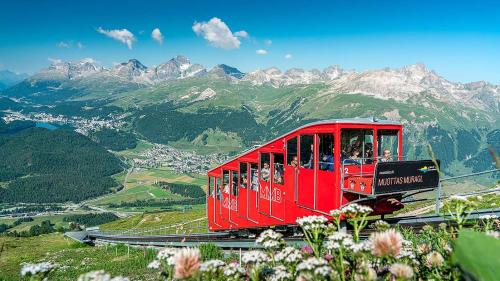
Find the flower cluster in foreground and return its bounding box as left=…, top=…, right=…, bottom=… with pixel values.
left=20, top=201, right=500, bottom=281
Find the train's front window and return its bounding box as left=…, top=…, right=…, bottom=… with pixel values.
left=341, top=129, right=374, bottom=165
left=378, top=130, right=399, bottom=162
left=300, top=135, right=314, bottom=169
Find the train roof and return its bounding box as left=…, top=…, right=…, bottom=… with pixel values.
left=209, top=117, right=401, bottom=173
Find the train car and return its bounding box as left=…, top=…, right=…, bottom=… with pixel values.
left=206, top=117, right=440, bottom=232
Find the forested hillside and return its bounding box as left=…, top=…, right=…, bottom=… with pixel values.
left=0, top=127, right=124, bottom=203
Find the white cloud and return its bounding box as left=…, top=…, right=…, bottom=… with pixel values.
left=264, top=39, right=272, bottom=45
left=57, top=41, right=70, bottom=48
left=77, top=42, right=84, bottom=49
left=97, top=27, right=136, bottom=49
left=151, top=28, right=164, bottom=45
left=284, top=53, right=292, bottom=59
left=234, top=30, right=249, bottom=38
left=192, top=17, right=241, bottom=49
left=256, top=49, right=268, bottom=55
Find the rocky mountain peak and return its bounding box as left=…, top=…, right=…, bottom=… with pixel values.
left=209, top=64, right=244, bottom=79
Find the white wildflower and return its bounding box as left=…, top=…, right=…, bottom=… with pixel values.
left=296, top=215, right=329, bottom=230
left=270, top=265, right=292, bottom=281
left=314, top=265, right=333, bottom=277
left=296, top=257, right=328, bottom=272
left=275, top=246, right=303, bottom=264
left=77, top=270, right=130, bottom=281
left=147, top=260, right=160, bottom=269
left=20, top=262, right=54, bottom=277
left=242, top=250, right=269, bottom=265
left=341, top=203, right=373, bottom=216
left=223, top=262, right=246, bottom=276
left=200, top=259, right=225, bottom=272
left=324, top=231, right=354, bottom=251
left=157, top=247, right=177, bottom=266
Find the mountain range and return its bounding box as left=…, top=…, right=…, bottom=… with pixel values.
left=0, top=70, right=29, bottom=90
left=1, top=55, right=499, bottom=176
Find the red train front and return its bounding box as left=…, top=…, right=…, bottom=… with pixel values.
left=206, top=118, right=440, bottom=232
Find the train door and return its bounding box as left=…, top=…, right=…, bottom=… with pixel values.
left=286, top=136, right=299, bottom=218
left=238, top=163, right=249, bottom=219
left=270, top=153, right=285, bottom=220
left=248, top=163, right=260, bottom=223
left=221, top=170, right=231, bottom=225
left=258, top=153, right=272, bottom=216
left=214, top=177, right=224, bottom=226
left=297, top=134, right=315, bottom=209
left=316, top=133, right=337, bottom=213
left=207, top=177, right=215, bottom=227
left=229, top=170, right=239, bottom=226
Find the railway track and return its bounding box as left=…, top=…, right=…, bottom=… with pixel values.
left=67, top=208, right=499, bottom=249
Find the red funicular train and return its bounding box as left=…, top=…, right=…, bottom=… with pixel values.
left=207, top=118, right=440, bottom=233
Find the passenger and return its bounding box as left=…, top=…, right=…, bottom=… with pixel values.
left=351, top=140, right=362, bottom=153
left=303, top=144, right=314, bottom=168
left=241, top=175, right=247, bottom=188
left=223, top=182, right=230, bottom=194
left=274, top=164, right=284, bottom=184
left=343, top=149, right=361, bottom=165
left=380, top=149, right=393, bottom=162
left=261, top=162, right=270, bottom=181
left=365, top=143, right=374, bottom=164
left=320, top=147, right=334, bottom=171
left=290, top=155, right=298, bottom=167
left=251, top=170, right=259, bottom=191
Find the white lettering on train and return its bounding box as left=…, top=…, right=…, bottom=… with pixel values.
left=377, top=175, right=424, bottom=186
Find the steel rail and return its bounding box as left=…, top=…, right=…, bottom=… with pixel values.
left=83, top=208, right=500, bottom=249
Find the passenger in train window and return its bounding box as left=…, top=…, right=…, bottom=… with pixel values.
left=380, top=149, right=393, bottom=162
left=303, top=144, right=314, bottom=168
left=240, top=175, right=247, bottom=188
left=261, top=162, right=270, bottom=181
left=351, top=139, right=362, bottom=153
left=290, top=156, right=298, bottom=167
left=343, top=149, right=361, bottom=165
left=251, top=169, right=259, bottom=190
left=365, top=143, right=374, bottom=164
left=274, top=164, right=284, bottom=184
left=320, top=147, right=334, bottom=171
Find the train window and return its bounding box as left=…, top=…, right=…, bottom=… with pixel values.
left=318, top=134, right=334, bottom=172
left=209, top=177, right=214, bottom=196
left=232, top=171, right=238, bottom=196
left=250, top=163, right=259, bottom=191
left=300, top=135, right=314, bottom=169
left=341, top=129, right=374, bottom=165
left=286, top=137, right=298, bottom=167
left=240, top=163, right=248, bottom=188
left=260, top=153, right=270, bottom=181
left=216, top=178, right=222, bottom=200
left=223, top=171, right=230, bottom=194
left=378, top=130, right=399, bottom=162
left=273, top=154, right=285, bottom=184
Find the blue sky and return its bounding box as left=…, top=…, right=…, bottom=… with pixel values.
left=1, top=0, right=500, bottom=83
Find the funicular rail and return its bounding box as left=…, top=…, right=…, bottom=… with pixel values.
left=85, top=208, right=500, bottom=248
